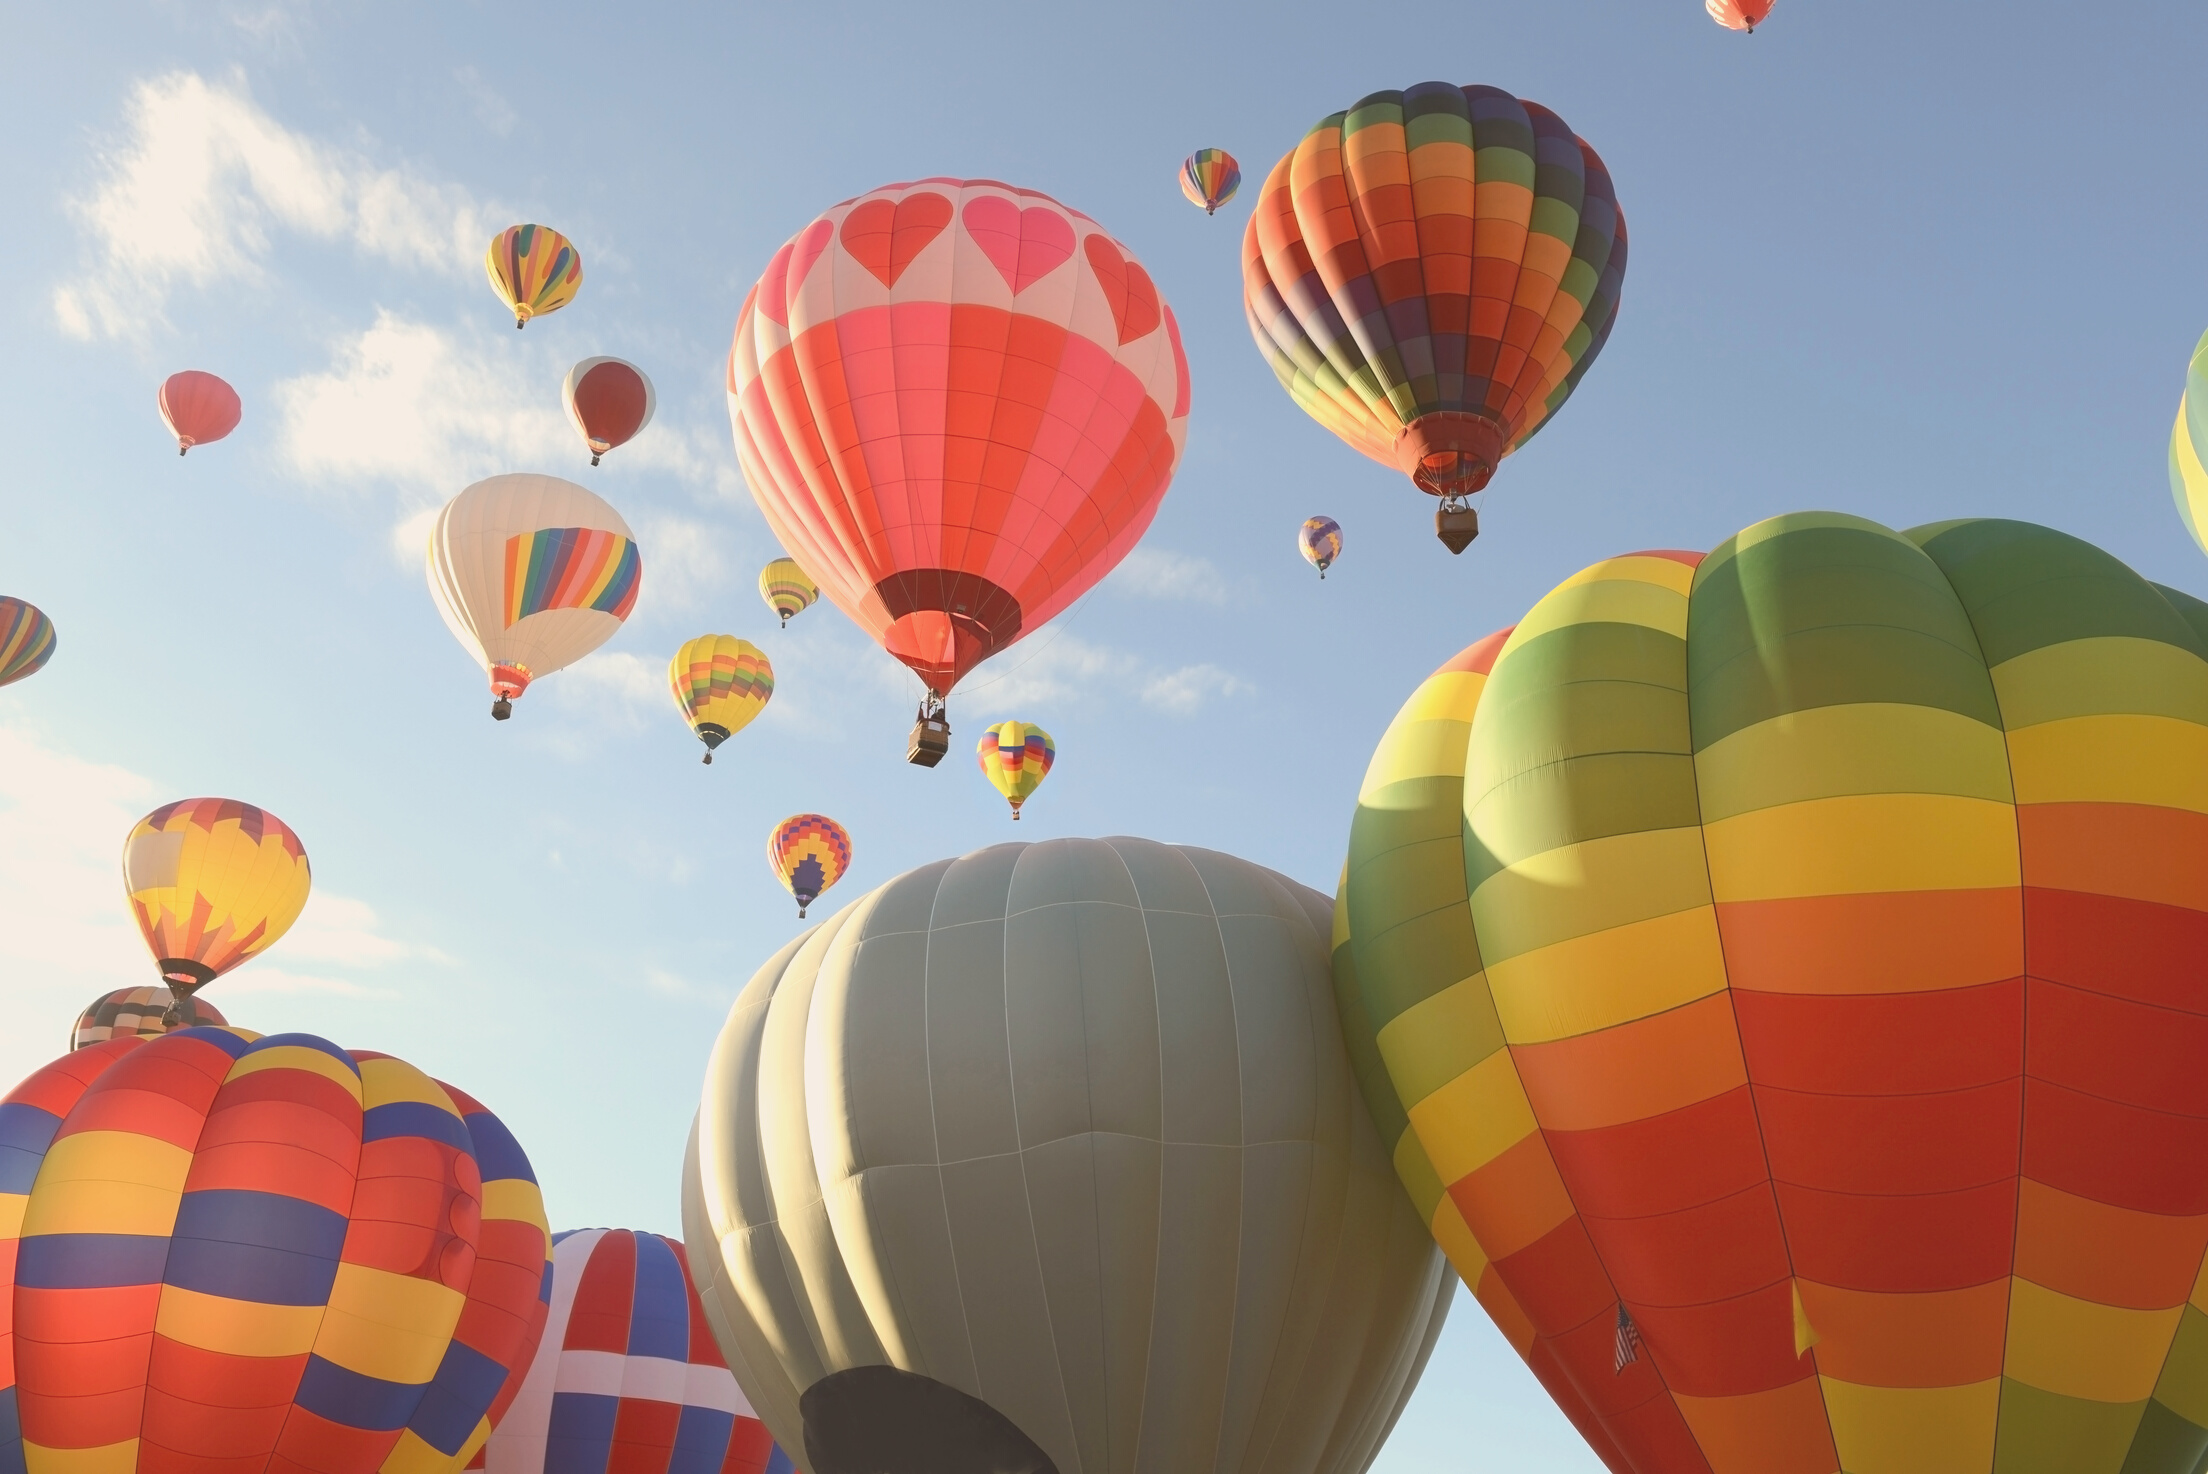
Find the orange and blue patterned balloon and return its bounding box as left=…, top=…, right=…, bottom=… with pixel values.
left=486, top=224, right=582, bottom=328
left=1298, top=516, right=1342, bottom=578
left=0, top=1028, right=553, bottom=1474
left=768, top=814, right=850, bottom=918
left=0, top=598, right=55, bottom=689
left=69, top=985, right=226, bottom=1050
left=669, top=635, right=773, bottom=764
left=977, top=721, right=1055, bottom=819
left=1180, top=148, right=1241, bottom=215
left=122, top=798, right=311, bottom=1004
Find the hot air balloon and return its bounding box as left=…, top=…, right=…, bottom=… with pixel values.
left=757, top=558, right=818, bottom=628
left=70, top=984, right=227, bottom=1049
left=728, top=179, right=1191, bottom=765
left=564, top=356, right=656, bottom=466
left=487, top=224, right=583, bottom=328
left=1244, top=83, right=1626, bottom=553
left=122, top=797, right=310, bottom=1019
left=0, top=597, right=55, bottom=688
left=1180, top=147, right=1241, bottom=214
left=766, top=814, right=848, bottom=919
left=428, top=473, right=643, bottom=719
left=0, top=1028, right=552, bottom=1474
left=2172, top=327, right=2208, bottom=558
left=683, top=837, right=1453, bottom=1474
left=1299, top=515, right=1342, bottom=578
left=158, top=370, right=241, bottom=455
left=975, top=720, right=1054, bottom=819
left=476, top=1228, right=774, bottom=1474
left=1336, top=513, right=2208, bottom=1474
left=671, top=635, right=773, bottom=764
left=1708, top=0, right=1775, bottom=29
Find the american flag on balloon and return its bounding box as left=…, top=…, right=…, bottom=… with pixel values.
left=1614, top=1305, right=1644, bottom=1374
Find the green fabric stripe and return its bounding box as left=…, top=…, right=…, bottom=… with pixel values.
left=1344, top=94, right=1405, bottom=137
left=1330, top=929, right=1413, bottom=1157
left=2118, top=1400, right=2208, bottom=1474
left=1993, top=1380, right=2147, bottom=1473
left=1909, top=518, right=2204, bottom=666
left=2153, top=582, right=2208, bottom=657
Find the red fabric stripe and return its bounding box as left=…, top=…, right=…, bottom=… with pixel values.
left=566, top=1230, right=637, bottom=1353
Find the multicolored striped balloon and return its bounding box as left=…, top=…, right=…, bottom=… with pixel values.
left=0, top=1028, right=552, bottom=1474
left=2171, top=327, right=2208, bottom=558
left=122, top=797, right=311, bottom=1005
left=1243, top=83, right=1626, bottom=533
left=975, top=720, right=1054, bottom=819
left=668, top=636, right=773, bottom=764
left=1298, top=516, right=1342, bottom=578
left=475, top=1228, right=771, bottom=1474
left=0, top=598, right=55, bottom=689
left=1179, top=148, right=1240, bottom=215
left=1335, top=514, right=2208, bottom=1473
left=486, top=225, right=582, bottom=328
left=767, top=814, right=850, bottom=919
left=69, top=985, right=226, bottom=1050
left=756, top=560, right=817, bottom=629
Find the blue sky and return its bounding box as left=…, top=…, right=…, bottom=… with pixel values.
left=4, top=2, right=2206, bottom=1468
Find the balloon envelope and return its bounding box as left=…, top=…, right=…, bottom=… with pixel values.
left=975, top=720, right=1054, bottom=817
left=564, top=357, right=656, bottom=463
left=122, top=797, right=311, bottom=997
left=683, top=837, right=1451, bottom=1474
left=1243, top=83, right=1626, bottom=505
left=0, top=597, right=55, bottom=688
left=487, top=224, right=583, bottom=326
left=728, top=179, right=1190, bottom=699
left=1298, top=515, right=1342, bottom=576
left=1179, top=147, right=1241, bottom=214
left=70, top=984, right=226, bottom=1049
left=1337, top=514, right=2208, bottom=1473
left=2172, top=327, right=2208, bottom=558
left=757, top=559, right=818, bottom=628
left=427, top=473, right=642, bottom=713
left=766, top=814, right=849, bottom=917
left=476, top=1228, right=773, bottom=1474
left=1707, top=0, right=1775, bottom=28
left=0, top=1028, right=552, bottom=1474
left=670, top=635, right=773, bottom=761
left=158, top=370, right=241, bottom=454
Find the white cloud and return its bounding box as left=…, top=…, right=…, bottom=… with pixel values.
left=1105, top=546, right=1231, bottom=605
left=55, top=71, right=491, bottom=339
left=453, top=66, right=517, bottom=137
left=1139, top=663, right=1252, bottom=714
left=966, top=633, right=1252, bottom=715
left=544, top=651, right=665, bottom=730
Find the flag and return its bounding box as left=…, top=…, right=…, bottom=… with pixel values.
left=1614, top=1304, right=1643, bottom=1374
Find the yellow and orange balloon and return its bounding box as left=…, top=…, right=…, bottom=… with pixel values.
left=768, top=814, right=849, bottom=919
left=669, top=635, right=773, bottom=763
left=976, top=721, right=1054, bottom=819
left=485, top=223, right=582, bottom=328
left=122, top=798, right=310, bottom=1009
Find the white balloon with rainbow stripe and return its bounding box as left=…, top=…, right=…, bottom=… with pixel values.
left=429, top=473, right=643, bottom=720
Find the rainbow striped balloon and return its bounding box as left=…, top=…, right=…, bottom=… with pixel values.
left=1180, top=148, right=1241, bottom=215
left=0, top=1028, right=552, bottom=1474
left=976, top=721, right=1055, bottom=819
left=0, top=598, right=55, bottom=689
left=767, top=814, right=850, bottom=919
left=476, top=1229, right=771, bottom=1474
left=505, top=529, right=641, bottom=627
left=486, top=224, right=582, bottom=328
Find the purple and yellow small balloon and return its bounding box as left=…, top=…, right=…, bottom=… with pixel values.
left=1300, top=516, right=1343, bottom=579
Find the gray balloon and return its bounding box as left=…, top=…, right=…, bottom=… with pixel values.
left=682, top=837, right=1451, bottom=1474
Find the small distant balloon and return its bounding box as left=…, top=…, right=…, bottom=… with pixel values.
left=564, top=356, right=656, bottom=465
left=977, top=721, right=1055, bottom=820
left=486, top=223, right=582, bottom=327
left=159, top=371, right=241, bottom=455
left=759, top=557, right=819, bottom=628
left=769, top=813, right=850, bottom=918
left=123, top=797, right=311, bottom=1013
left=670, top=634, right=773, bottom=764
left=71, top=985, right=227, bottom=1050
left=1181, top=148, right=1241, bottom=215
left=1300, top=516, right=1343, bottom=579
left=1707, top=0, right=1774, bottom=29
left=0, top=598, right=56, bottom=688
left=2171, top=327, right=2208, bottom=559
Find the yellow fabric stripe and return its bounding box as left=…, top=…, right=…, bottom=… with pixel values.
left=2153, top=1306, right=2208, bottom=1426
left=1469, top=825, right=1713, bottom=965
left=379, top=1427, right=463, bottom=1474
left=23, top=1441, right=141, bottom=1474
left=1502, top=567, right=1687, bottom=651
left=19, top=1131, right=192, bottom=1237
left=357, top=1056, right=459, bottom=1113
left=155, top=1284, right=323, bottom=1357
left=2005, top=714, right=2208, bottom=813
left=2004, top=1279, right=2182, bottom=1403
left=1487, top=905, right=1729, bottom=1044
left=1359, top=719, right=1475, bottom=799
left=1817, top=1377, right=1998, bottom=1474
left=1991, top=637, right=2208, bottom=730
left=0, top=1191, right=25, bottom=1239
left=1693, top=703, right=2013, bottom=821
left=314, top=1262, right=466, bottom=1383
left=1552, top=551, right=1698, bottom=597
left=1703, top=793, right=2021, bottom=900
left=481, top=1176, right=546, bottom=1229
left=1408, top=1050, right=1537, bottom=1185
left=2177, top=397, right=2208, bottom=548
left=1390, top=1123, right=1447, bottom=1224
left=226, top=1043, right=363, bottom=1099
left=1430, top=1195, right=1489, bottom=1285
left=1377, top=974, right=1506, bottom=1108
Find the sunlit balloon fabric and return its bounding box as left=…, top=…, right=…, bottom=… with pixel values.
left=2171, top=328, right=2208, bottom=558
left=668, top=636, right=772, bottom=764
left=70, top=985, right=226, bottom=1050
left=487, top=225, right=582, bottom=328
left=476, top=1229, right=771, bottom=1474
left=766, top=814, right=848, bottom=918
left=564, top=358, right=656, bottom=466
left=755, top=560, right=817, bottom=628
left=1708, top=0, right=1775, bottom=29
left=728, top=178, right=1192, bottom=700
left=428, top=474, right=642, bottom=718
left=123, top=797, right=311, bottom=999
left=1242, top=83, right=1626, bottom=506
left=975, top=720, right=1054, bottom=819
left=0, top=598, right=55, bottom=689
left=0, top=1027, right=553, bottom=1474
left=1335, top=513, right=2208, bottom=1474
left=1180, top=148, right=1241, bottom=214
left=158, top=370, right=241, bottom=455
left=1299, top=515, right=1342, bottom=577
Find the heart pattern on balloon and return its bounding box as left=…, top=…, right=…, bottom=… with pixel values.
left=962, top=196, right=1075, bottom=295
left=841, top=193, right=953, bottom=289
left=1083, top=234, right=1161, bottom=344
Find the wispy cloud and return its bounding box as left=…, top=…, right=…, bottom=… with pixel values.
left=54, top=71, right=492, bottom=340
left=968, top=633, right=1252, bottom=715
left=452, top=66, right=517, bottom=137
left=1105, top=546, right=1233, bottom=605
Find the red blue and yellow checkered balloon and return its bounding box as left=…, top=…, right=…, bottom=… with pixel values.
left=767, top=815, right=850, bottom=919
left=976, top=721, right=1055, bottom=819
